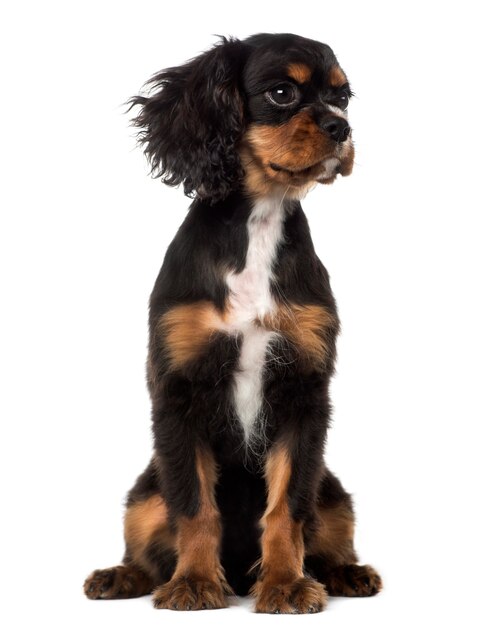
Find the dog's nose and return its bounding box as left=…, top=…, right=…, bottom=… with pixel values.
left=319, top=114, right=351, bottom=143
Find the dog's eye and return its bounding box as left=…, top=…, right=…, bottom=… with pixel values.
left=337, top=94, right=349, bottom=111
left=266, top=84, right=299, bottom=107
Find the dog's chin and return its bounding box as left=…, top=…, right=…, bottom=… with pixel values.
left=240, top=141, right=354, bottom=198
left=314, top=157, right=342, bottom=184
left=269, top=156, right=344, bottom=187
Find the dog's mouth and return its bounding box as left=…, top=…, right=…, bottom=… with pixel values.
left=269, top=156, right=341, bottom=184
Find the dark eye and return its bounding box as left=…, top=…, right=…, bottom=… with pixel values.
left=337, top=93, right=349, bottom=111
left=266, top=84, right=299, bottom=107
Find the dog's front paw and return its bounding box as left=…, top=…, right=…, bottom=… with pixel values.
left=253, top=577, right=327, bottom=614
left=153, top=576, right=229, bottom=610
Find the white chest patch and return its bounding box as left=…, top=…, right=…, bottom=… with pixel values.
left=225, top=197, right=285, bottom=441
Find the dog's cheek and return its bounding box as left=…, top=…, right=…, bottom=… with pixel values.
left=244, top=113, right=333, bottom=173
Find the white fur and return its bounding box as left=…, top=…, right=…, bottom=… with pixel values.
left=328, top=104, right=349, bottom=120
left=226, top=196, right=286, bottom=440
left=316, top=157, right=341, bottom=181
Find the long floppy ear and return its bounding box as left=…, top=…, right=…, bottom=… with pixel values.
left=129, top=37, right=248, bottom=203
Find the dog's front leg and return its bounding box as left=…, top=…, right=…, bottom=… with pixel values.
left=253, top=442, right=327, bottom=614
left=151, top=404, right=230, bottom=610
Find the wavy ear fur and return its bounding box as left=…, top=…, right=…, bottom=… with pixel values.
left=129, top=37, right=248, bottom=203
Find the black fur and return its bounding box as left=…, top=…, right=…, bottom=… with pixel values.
left=129, top=38, right=248, bottom=202
left=84, top=33, right=381, bottom=613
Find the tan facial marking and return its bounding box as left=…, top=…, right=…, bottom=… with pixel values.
left=287, top=62, right=312, bottom=84
left=241, top=112, right=338, bottom=198
left=246, top=111, right=331, bottom=172
left=329, top=65, right=347, bottom=87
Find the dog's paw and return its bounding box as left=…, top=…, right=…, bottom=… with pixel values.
left=153, top=576, right=229, bottom=610
left=84, top=565, right=153, bottom=599
left=253, top=577, right=327, bottom=614
left=326, top=564, right=382, bottom=597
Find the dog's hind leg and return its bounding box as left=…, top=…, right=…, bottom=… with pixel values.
left=84, top=462, right=176, bottom=599
left=304, top=469, right=382, bottom=598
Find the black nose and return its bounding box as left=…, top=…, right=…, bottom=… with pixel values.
left=319, top=114, right=351, bottom=143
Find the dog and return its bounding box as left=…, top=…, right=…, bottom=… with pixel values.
left=84, top=33, right=382, bottom=614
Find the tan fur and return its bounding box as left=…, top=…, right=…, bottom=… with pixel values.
left=158, top=299, right=337, bottom=373
left=246, top=112, right=335, bottom=175
left=307, top=501, right=357, bottom=564
left=287, top=62, right=312, bottom=83
left=253, top=577, right=327, bottom=614
left=153, top=448, right=230, bottom=609
left=239, top=142, right=317, bottom=199
left=252, top=445, right=328, bottom=613
left=241, top=111, right=353, bottom=197
left=172, top=448, right=224, bottom=582
left=153, top=577, right=228, bottom=610
left=124, top=495, right=171, bottom=567
left=262, top=303, right=337, bottom=371
left=258, top=445, right=304, bottom=582
left=158, top=301, right=225, bottom=371
left=329, top=65, right=347, bottom=87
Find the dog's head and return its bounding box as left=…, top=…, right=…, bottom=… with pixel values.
left=129, top=34, right=354, bottom=202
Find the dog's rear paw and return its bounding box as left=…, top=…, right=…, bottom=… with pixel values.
left=325, top=564, right=382, bottom=597
left=84, top=565, right=153, bottom=599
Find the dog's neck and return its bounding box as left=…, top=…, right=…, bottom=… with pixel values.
left=227, top=195, right=285, bottom=321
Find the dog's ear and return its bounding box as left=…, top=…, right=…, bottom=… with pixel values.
left=129, top=37, right=248, bottom=203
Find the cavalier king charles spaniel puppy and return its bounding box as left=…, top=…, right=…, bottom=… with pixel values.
left=84, top=33, right=382, bottom=614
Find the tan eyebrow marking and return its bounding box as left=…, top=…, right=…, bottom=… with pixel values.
left=329, top=65, right=347, bottom=87
left=287, top=62, right=312, bottom=84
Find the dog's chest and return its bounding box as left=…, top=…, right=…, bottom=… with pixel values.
left=225, top=198, right=285, bottom=440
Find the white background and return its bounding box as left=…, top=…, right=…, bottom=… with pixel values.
left=1, top=1, right=503, bottom=624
